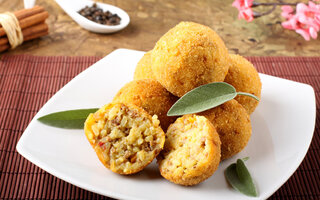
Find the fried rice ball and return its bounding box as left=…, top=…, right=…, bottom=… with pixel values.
left=134, top=51, right=155, bottom=80
left=157, top=114, right=221, bottom=186
left=84, top=102, right=165, bottom=175
left=151, top=21, right=230, bottom=97
left=113, top=79, right=178, bottom=131
left=200, top=99, right=252, bottom=160
left=224, top=54, right=262, bottom=114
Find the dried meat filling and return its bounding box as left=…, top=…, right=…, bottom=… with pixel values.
left=90, top=104, right=162, bottom=172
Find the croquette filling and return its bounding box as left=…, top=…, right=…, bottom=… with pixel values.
left=90, top=104, right=163, bottom=173
left=160, top=116, right=211, bottom=176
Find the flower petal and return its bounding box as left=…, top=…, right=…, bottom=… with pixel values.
left=232, top=0, right=241, bottom=9
left=308, top=1, right=316, bottom=9
left=296, top=29, right=311, bottom=40
left=281, top=5, right=294, bottom=13
left=282, top=20, right=294, bottom=29
left=296, top=3, right=309, bottom=14
left=309, top=27, right=318, bottom=39
left=244, top=0, right=254, bottom=7
left=240, top=8, right=254, bottom=22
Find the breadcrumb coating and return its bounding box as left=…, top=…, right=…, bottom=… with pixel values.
left=224, top=54, right=262, bottom=114
left=151, top=21, right=230, bottom=97
left=201, top=100, right=251, bottom=160
left=134, top=51, right=155, bottom=80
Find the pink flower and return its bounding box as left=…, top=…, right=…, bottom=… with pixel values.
left=282, top=1, right=320, bottom=40
left=296, top=2, right=320, bottom=26
left=232, top=0, right=254, bottom=22
left=232, top=0, right=254, bottom=9
left=239, top=7, right=254, bottom=21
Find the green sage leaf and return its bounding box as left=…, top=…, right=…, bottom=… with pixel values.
left=37, top=108, right=99, bottom=129
left=236, top=159, right=258, bottom=196
left=237, top=92, right=260, bottom=101
left=225, top=159, right=258, bottom=197
left=167, top=82, right=237, bottom=116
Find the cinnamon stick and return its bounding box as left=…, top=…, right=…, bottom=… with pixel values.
left=0, top=11, right=49, bottom=37
left=14, top=6, right=45, bottom=20
left=0, top=6, right=44, bottom=28
left=24, top=30, right=48, bottom=41
left=0, top=44, right=9, bottom=52
left=0, top=6, right=49, bottom=53
left=0, top=23, right=48, bottom=46
left=0, top=30, right=48, bottom=53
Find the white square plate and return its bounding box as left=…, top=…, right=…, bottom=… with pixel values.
left=17, top=49, right=316, bottom=200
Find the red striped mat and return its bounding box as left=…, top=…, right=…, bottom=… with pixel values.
left=0, top=55, right=319, bottom=199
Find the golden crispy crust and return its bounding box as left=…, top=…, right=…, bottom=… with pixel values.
left=224, top=54, right=262, bottom=114
left=151, top=21, right=230, bottom=97
left=200, top=100, right=251, bottom=160
left=157, top=114, right=221, bottom=186
left=113, top=79, right=178, bottom=131
left=84, top=103, right=165, bottom=175
left=134, top=51, right=155, bottom=80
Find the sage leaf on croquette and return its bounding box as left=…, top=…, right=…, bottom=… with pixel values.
left=237, top=92, right=260, bottom=101
left=167, top=82, right=260, bottom=116
left=225, top=159, right=258, bottom=197
left=167, top=82, right=237, bottom=116
left=38, top=108, right=98, bottom=129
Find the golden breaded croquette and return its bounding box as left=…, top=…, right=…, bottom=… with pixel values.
left=157, top=114, right=221, bottom=186
left=224, top=54, right=262, bottom=114
left=151, top=21, right=230, bottom=97
left=200, top=99, right=251, bottom=160
left=84, top=103, right=165, bottom=175
left=134, top=51, right=155, bottom=80
left=113, top=79, right=178, bottom=131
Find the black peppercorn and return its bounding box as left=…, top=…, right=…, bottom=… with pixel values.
left=78, top=3, right=121, bottom=26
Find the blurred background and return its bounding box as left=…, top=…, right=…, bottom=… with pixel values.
left=0, top=0, right=319, bottom=57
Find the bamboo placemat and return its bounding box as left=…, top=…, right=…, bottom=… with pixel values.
left=0, top=55, right=319, bottom=199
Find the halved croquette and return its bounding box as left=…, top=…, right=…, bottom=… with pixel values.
left=84, top=103, right=165, bottom=175
left=157, top=114, right=221, bottom=186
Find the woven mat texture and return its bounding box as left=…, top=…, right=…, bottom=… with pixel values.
left=0, top=55, right=319, bottom=200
